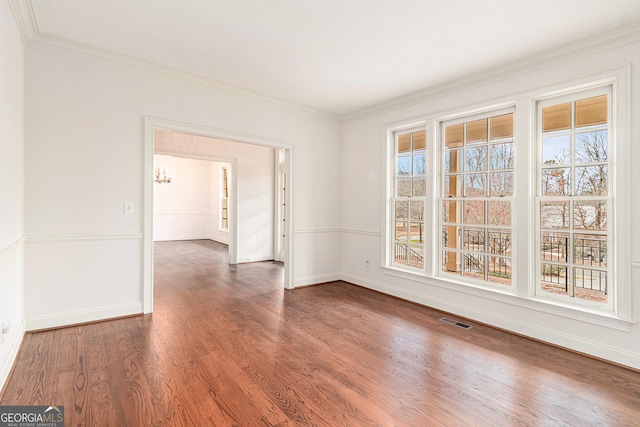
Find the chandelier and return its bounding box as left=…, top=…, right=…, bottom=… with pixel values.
left=154, top=167, right=173, bottom=184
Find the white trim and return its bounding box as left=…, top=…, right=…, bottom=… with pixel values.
left=7, top=0, right=38, bottom=46
left=25, top=233, right=143, bottom=243
left=153, top=236, right=215, bottom=242
left=25, top=303, right=143, bottom=331
left=153, top=212, right=215, bottom=216
left=344, top=22, right=640, bottom=122
left=340, top=228, right=381, bottom=237
left=26, top=34, right=339, bottom=122
left=295, top=228, right=342, bottom=234
left=341, top=273, right=640, bottom=369
left=0, top=318, right=26, bottom=392
left=0, top=237, right=24, bottom=261
left=632, top=259, right=640, bottom=268
left=293, top=273, right=341, bottom=288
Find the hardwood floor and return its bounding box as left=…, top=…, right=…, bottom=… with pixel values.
left=2, top=239, right=640, bottom=426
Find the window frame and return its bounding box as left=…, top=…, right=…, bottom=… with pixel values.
left=534, top=85, right=614, bottom=312
left=438, top=107, right=516, bottom=290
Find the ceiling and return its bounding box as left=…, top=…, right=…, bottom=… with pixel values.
left=18, top=0, right=640, bottom=115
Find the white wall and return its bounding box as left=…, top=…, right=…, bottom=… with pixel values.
left=154, top=130, right=276, bottom=261
left=153, top=154, right=234, bottom=245
left=340, top=33, right=640, bottom=369
left=23, top=41, right=341, bottom=330
left=0, top=0, right=25, bottom=389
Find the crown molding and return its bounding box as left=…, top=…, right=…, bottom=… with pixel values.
left=7, top=0, right=38, bottom=46
left=26, top=33, right=340, bottom=122
left=342, top=21, right=640, bottom=123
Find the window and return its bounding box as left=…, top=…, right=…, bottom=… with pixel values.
left=440, top=111, right=514, bottom=286
left=392, top=128, right=426, bottom=269
left=385, top=71, right=629, bottom=323
left=220, top=167, right=229, bottom=231
left=537, top=90, right=610, bottom=306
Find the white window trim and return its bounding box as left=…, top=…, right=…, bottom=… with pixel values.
left=381, top=65, right=633, bottom=330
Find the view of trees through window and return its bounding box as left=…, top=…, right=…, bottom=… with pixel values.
left=393, top=130, right=426, bottom=269
left=539, top=94, right=609, bottom=303
left=441, top=112, right=514, bottom=285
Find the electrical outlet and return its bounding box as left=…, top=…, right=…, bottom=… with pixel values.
left=123, top=202, right=134, bottom=215
left=365, top=260, right=371, bottom=270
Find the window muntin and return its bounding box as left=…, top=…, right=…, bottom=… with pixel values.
left=440, top=112, right=514, bottom=286
left=537, top=91, right=610, bottom=305
left=393, top=129, right=426, bottom=269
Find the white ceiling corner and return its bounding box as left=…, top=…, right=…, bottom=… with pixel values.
left=11, top=0, right=640, bottom=116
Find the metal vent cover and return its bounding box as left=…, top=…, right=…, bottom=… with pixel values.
left=439, top=317, right=473, bottom=330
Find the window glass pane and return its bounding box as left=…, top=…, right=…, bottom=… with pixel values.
left=575, top=95, right=607, bottom=128
left=443, top=175, right=462, bottom=198
left=487, top=256, right=512, bottom=285
left=465, top=146, right=488, bottom=172
left=398, top=134, right=411, bottom=153
left=490, top=143, right=513, bottom=170
left=542, top=102, right=571, bottom=133
left=412, top=130, right=427, bottom=150
left=540, top=232, right=569, bottom=262
left=445, top=149, right=462, bottom=173
left=395, top=200, right=408, bottom=221
left=489, top=172, right=513, bottom=197
left=464, top=200, right=485, bottom=224
left=442, top=200, right=459, bottom=223
left=397, top=178, right=411, bottom=197
left=573, top=267, right=608, bottom=302
left=410, top=222, right=424, bottom=244
left=395, top=222, right=408, bottom=242
left=465, top=173, right=487, bottom=197
left=574, top=200, right=607, bottom=231
left=412, top=177, right=426, bottom=197
left=573, top=234, right=607, bottom=268
left=410, top=200, right=424, bottom=221
left=445, top=124, right=464, bottom=148
left=463, top=254, right=485, bottom=279
left=463, top=227, right=484, bottom=252
left=540, top=262, right=568, bottom=295
left=541, top=167, right=570, bottom=196
left=488, top=230, right=511, bottom=255
left=490, top=113, right=513, bottom=141
left=542, top=135, right=571, bottom=165
left=467, top=119, right=487, bottom=144
left=575, top=165, right=607, bottom=196
left=487, top=200, right=511, bottom=226
left=576, top=130, right=608, bottom=163
left=442, top=250, right=460, bottom=274
left=397, top=156, right=411, bottom=176
left=540, top=201, right=569, bottom=230
left=412, top=153, right=426, bottom=175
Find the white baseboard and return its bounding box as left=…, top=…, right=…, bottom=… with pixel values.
left=237, top=255, right=275, bottom=263
left=340, top=272, right=640, bottom=370
left=153, top=235, right=211, bottom=242
left=26, top=303, right=143, bottom=331
left=293, top=273, right=341, bottom=288
left=0, top=318, right=26, bottom=394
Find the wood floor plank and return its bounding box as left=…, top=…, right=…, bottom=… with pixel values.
left=2, top=239, right=640, bottom=426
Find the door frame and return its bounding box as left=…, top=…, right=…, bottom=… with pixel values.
left=143, top=117, right=294, bottom=313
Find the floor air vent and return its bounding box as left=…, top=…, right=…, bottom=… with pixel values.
left=439, top=317, right=473, bottom=330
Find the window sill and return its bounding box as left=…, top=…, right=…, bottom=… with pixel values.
left=381, top=265, right=635, bottom=332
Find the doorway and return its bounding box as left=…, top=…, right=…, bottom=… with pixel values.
left=143, top=118, right=294, bottom=313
